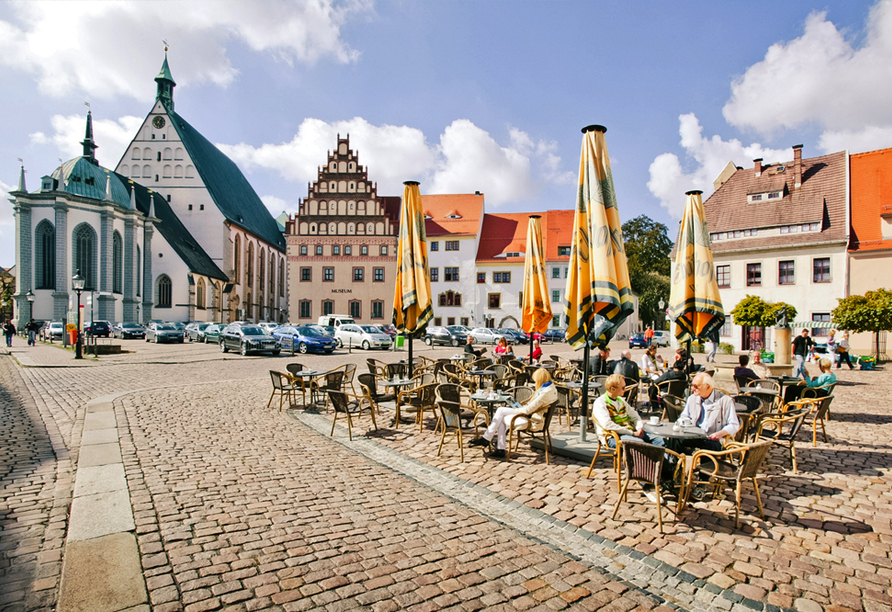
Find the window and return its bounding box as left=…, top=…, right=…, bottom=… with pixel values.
left=316, top=245, right=323, bottom=255
left=373, top=268, right=384, bottom=282
left=552, top=290, right=560, bottom=303
left=445, top=267, right=459, bottom=282
left=720, top=318, right=733, bottom=337
left=552, top=315, right=560, bottom=327
left=234, top=235, right=241, bottom=283
left=73, top=223, right=97, bottom=290
left=746, top=263, right=761, bottom=286
left=349, top=301, right=361, bottom=319
left=323, top=267, right=334, bottom=282
left=300, top=267, right=311, bottom=282
left=488, top=293, right=501, bottom=309
left=444, top=241, right=458, bottom=251
left=136, top=246, right=141, bottom=297
left=246, top=242, right=254, bottom=287
left=752, top=194, right=762, bottom=201
left=353, top=267, right=364, bottom=282
left=299, top=301, right=311, bottom=319
left=278, top=259, right=285, bottom=297
left=333, top=245, right=340, bottom=256
left=300, top=245, right=307, bottom=256
left=371, top=301, right=384, bottom=319
left=361, top=245, right=368, bottom=255
left=494, top=272, right=511, bottom=283
left=430, top=242, right=439, bottom=251
left=813, top=258, right=830, bottom=283
left=345, top=246, right=351, bottom=256
left=558, top=246, right=571, bottom=256
left=552, top=267, right=560, bottom=279
left=322, top=300, right=333, bottom=315
left=477, top=272, right=486, bottom=284
left=381, top=246, right=388, bottom=255
left=196, top=278, right=205, bottom=309
left=812, top=313, right=831, bottom=337
left=768, top=192, right=780, bottom=199
left=778, top=261, right=795, bottom=285
left=433, top=317, right=442, bottom=326
left=438, top=291, right=462, bottom=307
left=716, top=265, right=730, bottom=288
left=430, top=268, right=439, bottom=282
left=35, top=220, right=55, bottom=290
left=156, top=275, right=172, bottom=308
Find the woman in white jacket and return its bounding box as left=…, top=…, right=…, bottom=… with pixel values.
left=469, top=368, right=558, bottom=459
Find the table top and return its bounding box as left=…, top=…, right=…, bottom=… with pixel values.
left=467, top=369, right=496, bottom=376
left=643, top=422, right=707, bottom=440
left=382, top=379, right=414, bottom=387
left=292, top=370, right=321, bottom=377
left=471, top=392, right=513, bottom=405
left=563, top=381, right=603, bottom=390
left=742, top=386, right=780, bottom=396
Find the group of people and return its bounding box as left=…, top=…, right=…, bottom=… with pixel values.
left=792, top=329, right=854, bottom=380
left=465, top=335, right=543, bottom=362
left=2, top=318, right=40, bottom=347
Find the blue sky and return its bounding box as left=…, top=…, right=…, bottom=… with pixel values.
left=1, top=0, right=887, bottom=268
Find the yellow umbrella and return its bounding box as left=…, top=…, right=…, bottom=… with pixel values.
left=522, top=215, right=552, bottom=361
left=669, top=189, right=724, bottom=345
left=563, top=125, right=635, bottom=439
left=392, top=180, right=433, bottom=376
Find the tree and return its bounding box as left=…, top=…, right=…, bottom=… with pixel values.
left=730, top=295, right=797, bottom=328
left=832, top=288, right=892, bottom=360
left=622, top=215, right=672, bottom=329
left=0, top=270, right=14, bottom=322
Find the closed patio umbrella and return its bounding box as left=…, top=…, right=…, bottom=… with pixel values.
left=522, top=215, right=552, bottom=363
left=392, top=181, right=433, bottom=378
left=564, top=125, right=635, bottom=440
left=669, top=190, right=725, bottom=352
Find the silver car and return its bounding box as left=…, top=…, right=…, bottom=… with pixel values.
left=335, top=324, right=393, bottom=350
left=468, top=328, right=505, bottom=345
left=145, top=322, right=185, bottom=343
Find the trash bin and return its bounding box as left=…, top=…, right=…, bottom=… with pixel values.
left=395, top=335, right=405, bottom=348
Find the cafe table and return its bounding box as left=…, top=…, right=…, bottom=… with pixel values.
left=466, top=368, right=497, bottom=391
left=741, top=386, right=781, bottom=411
left=643, top=421, right=707, bottom=441
left=470, top=391, right=514, bottom=418
left=290, top=369, right=324, bottom=404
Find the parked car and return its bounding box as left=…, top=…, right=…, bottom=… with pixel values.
left=540, top=328, right=567, bottom=342
left=112, top=322, right=146, bottom=339
left=84, top=321, right=111, bottom=338
left=310, top=324, right=336, bottom=338
left=378, top=324, right=398, bottom=338
left=468, top=328, right=505, bottom=345
left=422, top=325, right=467, bottom=347
left=652, top=330, right=671, bottom=347
left=628, top=333, right=648, bottom=349
left=498, top=328, right=528, bottom=345
left=169, top=321, right=186, bottom=333
left=202, top=324, right=223, bottom=344
left=335, top=324, right=393, bottom=350
left=273, top=325, right=336, bottom=354
left=219, top=324, right=281, bottom=356
left=145, top=322, right=185, bottom=343
left=317, top=314, right=356, bottom=329
left=41, top=321, right=65, bottom=341
left=258, top=321, right=278, bottom=335
left=185, top=322, right=210, bottom=342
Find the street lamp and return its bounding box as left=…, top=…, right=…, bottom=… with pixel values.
left=26, top=289, right=35, bottom=321
left=72, top=270, right=85, bottom=359
left=658, top=298, right=665, bottom=330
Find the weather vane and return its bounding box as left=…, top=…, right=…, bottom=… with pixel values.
left=84, top=101, right=90, bottom=111
left=163, top=39, right=169, bottom=52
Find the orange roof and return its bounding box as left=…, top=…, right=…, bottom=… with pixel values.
left=421, top=193, right=484, bottom=237
left=542, top=209, right=575, bottom=261
left=850, top=147, right=892, bottom=252
left=476, top=209, right=576, bottom=263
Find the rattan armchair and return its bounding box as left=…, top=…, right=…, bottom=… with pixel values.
left=754, top=406, right=810, bottom=473
left=507, top=400, right=559, bottom=464
left=395, top=382, right=438, bottom=431
left=267, top=371, right=297, bottom=412
left=357, top=373, right=395, bottom=414
left=327, top=389, right=378, bottom=441
left=586, top=430, right=623, bottom=493
left=611, top=440, right=686, bottom=533
left=435, top=384, right=488, bottom=461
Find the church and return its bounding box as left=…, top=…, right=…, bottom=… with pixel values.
left=10, top=53, right=287, bottom=327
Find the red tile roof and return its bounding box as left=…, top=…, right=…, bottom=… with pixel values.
left=421, top=194, right=485, bottom=237
left=703, top=149, right=848, bottom=253
left=475, top=209, right=576, bottom=263
left=850, top=147, right=892, bottom=252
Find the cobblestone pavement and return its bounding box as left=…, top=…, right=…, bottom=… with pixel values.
left=1, top=339, right=891, bottom=611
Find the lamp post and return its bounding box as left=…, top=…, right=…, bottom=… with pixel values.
left=658, top=298, right=665, bottom=330
left=26, top=289, right=35, bottom=322
left=72, top=270, right=85, bottom=359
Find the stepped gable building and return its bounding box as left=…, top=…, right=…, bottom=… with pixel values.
left=848, top=147, right=892, bottom=354
left=10, top=108, right=227, bottom=326
left=285, top=136, right=399, bottom=323
left=698, top=145, right=849, bottom=352
left=115, top=52, right=287, bottom=324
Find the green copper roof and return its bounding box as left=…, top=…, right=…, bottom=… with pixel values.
left=155, top=54, right=176, bottom=85
left=166, top=110, right=286, bottom=251
left=52, top=158, right=133, bottom=208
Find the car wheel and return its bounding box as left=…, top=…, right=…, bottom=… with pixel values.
left=298, top=342, right=308, bottom=354
left=146, top=337, right=150, bottom=342
left=452, top=338, right=460, bottom=347
left=362, top=340, right=370, bottom=350
left=336, top=338, right=343, bottom=348
left=272, top=350, right=280, bottom=356
left=154, top=336, right=159, bottom=343
left=425, top=337, right=432, bottom=346
left=240, top=343, right=248, bottom=356
left=220, top=341, right=227, bottom=353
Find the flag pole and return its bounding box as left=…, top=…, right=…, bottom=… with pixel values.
left=579, top=339, right=590, bottom=442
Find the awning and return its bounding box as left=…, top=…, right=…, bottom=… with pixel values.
left=790, top=321, right=837, bottom=328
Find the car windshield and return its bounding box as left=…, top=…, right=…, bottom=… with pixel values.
left=157, top=325, right=175, bottom=331
left=241, top=327, right=264, bottom=335
left=446, top=326, right=464, bottom=334
left=123, top=323, right=141, bottom=329
left=297, top=327, right=324, bottom=337
left=361, top=325, right=380, bottom=333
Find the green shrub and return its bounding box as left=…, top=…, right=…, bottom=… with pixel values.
left=690, top=341, right=704, bottom=353
left=719, top=342, right=734, bottom=355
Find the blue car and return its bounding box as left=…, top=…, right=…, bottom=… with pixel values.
left=628, top=333, right=648, bottom=349
left=273, top=325, right=337, bottom=354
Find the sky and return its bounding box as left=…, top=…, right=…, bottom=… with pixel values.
left=1, top=0, right=889, bottom=268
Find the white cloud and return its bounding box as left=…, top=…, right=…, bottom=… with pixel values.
left=723, top=2, right=892, bottom=142
left=29, top=132, right=47, bottom=146
left=260, top=195, right=293, bottom=218
left=647, top=114, right=790, bottom=218
left=219, top=117, right=570, bottom=208
left=43, top=114, right=144, bottom=167
left=0, top=177, right=16, bottom=266
left=0, top=0, right=370, bottom=100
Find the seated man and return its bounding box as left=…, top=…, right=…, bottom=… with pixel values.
left=734, top=354, right=759, bottom=382
left=589, top=346, right=612, bottom=376
left=654, top=359, right=686, bottom=386
left=678, top=373, right=739, bottom=452
left=469, top=368, right=558, bottom=459
left=749, top=351, right=771, bottom=379
left=612, top=350, right=640, bottom=383
left=464, top=335, right=486, bottom=358
left=592, top=374, right=663, bottom=448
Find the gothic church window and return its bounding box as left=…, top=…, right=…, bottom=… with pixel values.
left=35, top=220, right=55, bottom=290
left=73, top=223, right=97, bottom=290
left=113, top=231, right=123, bottom=293
left=156, top=275, right=172, bottom=308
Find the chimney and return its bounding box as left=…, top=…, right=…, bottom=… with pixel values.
left=754, top=158, right=763, bottom=177
left=793, top=144, right=803, bottom=188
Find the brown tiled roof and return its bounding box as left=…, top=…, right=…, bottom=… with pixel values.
left=850, top=147, right=892, bottom=253
left=476, top=213, right=530, bottom=263
left=703, top=150, right=848, bottom=253
left=421, top=194, right=484, bottom=237
left=543, top=209, right=575, bottom=261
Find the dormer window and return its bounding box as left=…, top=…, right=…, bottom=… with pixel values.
left=446, top=214, right=461, bottom=219
left=752, top=194, right=762, bottom=201
left=768, top=192, right=780, bottom=199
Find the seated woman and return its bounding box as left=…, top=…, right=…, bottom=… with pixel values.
left=640, top=344, right=662, bottom=381
left=493, top=337, right=514, bottom=357
left=469, top=368, right=557, bottom=459
left=784, top=358, right=836, bottom=403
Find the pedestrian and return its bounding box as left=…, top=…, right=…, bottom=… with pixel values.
left=791, top=329, right=813, bottom=380
left=836, top=331, right=854, bottom=370
left=26, top=319, right=40, bottom=346
left=644, top=325, right=654, bottom=344
left=705, top=329, right=719, bottom=363
left=4, top=320, right=15, bottom=347
left=826, top=329, right=838, bottom=367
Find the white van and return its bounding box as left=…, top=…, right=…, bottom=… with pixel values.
left=317, top=314, right=356, bottom=329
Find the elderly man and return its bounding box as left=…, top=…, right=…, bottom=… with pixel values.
left=678, top=372, right=739, bottom=452
left=464, top=335, right=485, bottom=358
left=613, top=350, right=640, bottom=382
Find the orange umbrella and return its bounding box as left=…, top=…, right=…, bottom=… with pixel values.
left=522, top=215, right=552, bottom=361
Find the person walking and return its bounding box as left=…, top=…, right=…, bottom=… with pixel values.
left=826, top=329, right=838, bottom=367
left=4, top=320, right=15, bottom=347
left=644, top=325, right=654, bottom=344
left=26, top=319, right=40, bottom=346
left=792, top=329, right=813, bottom=380
left=836, top=331, right=854, bottom=370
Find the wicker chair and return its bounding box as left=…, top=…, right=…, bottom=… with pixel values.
left=357, top=373, right=396, bottom=414
left=661, top=394, right=684, bottom=423
left=386, top=362, right=407, bottom=380
left=622, top=377, right=640, bottom=409
left=656, top=378, right=688, bottom=399
left=267, top=371, right=296, bottom=412
left=734, top=374, right=759, bottom=394
left=327, top=390, right=377, bottom=441
left=508, top=386, right=534, bottom=404
left=679, top=440, right=772, bottom=529
left=610, top=440, right=686, bottom=533
left=754, top=406, right=810, bottom=473
left=312, top=370, right=345, bottom=409
left=585, top=430, right=623, bottom=492
left=395, top=383, right=438, bottom=431
left=804, top=395, right=833, bottom=446
left=507, top=399, right=559, bottom=464
left=435, top=384, right=488, bottom=462
left=284, top=363, right=310, bottom=405
left=553, top=384, right=575, bottom=429
left=366, top=358, right=387, bottom=378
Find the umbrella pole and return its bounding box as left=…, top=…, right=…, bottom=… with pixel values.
left=579, top=341, right=590, bottom=442
left=408, top=334, right=413, bottom=379
left=529, top=332, right=534, bottom=363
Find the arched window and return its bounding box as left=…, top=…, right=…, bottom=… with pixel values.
left=131, top=148, right=141, bottom=160
left=130, top=166, right=140, bottom=178
left=35, top=220, right=55, bottom=290
left=278, top=258, right=285, bottom=297
left=163, top=147, right=172, bottom=160
left=142, top=164, right=151, bottom=178
left=162, top=165, right=172, bottom=178
left=269, top=252, right=275, bottom=294
left=268, top=297, right=274, bottom=320
left=174, top=165, right=183, bottom=178
left=196, top=278, right=206, bottom=309
left=112, top=231, right=123, bottom=293
left=136, top=245, right=141, bottom=297
left=156, top=275, right=172, bottom=308
left=245, top=292, right=253, bottom=319
left=246, top=242, right=254, bottom=287
left=174, top=147, right=184, bottom=160
left=185, top=165, right=195, bottom=178
left=73, top=223, right=97, bottom=290
left=233, top=235, right=241, bottom=284
left=258, top=247, right=266, bottom=295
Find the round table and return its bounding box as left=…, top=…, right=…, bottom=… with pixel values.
left=470, top=392, right=513, bottom=418
left=643, top=422, right=707, bottom=440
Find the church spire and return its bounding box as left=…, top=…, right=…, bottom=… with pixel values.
left=155, top=45, right=176, bottom=111
left=16, top=159, right=26, bottom=193
left=81, top=110, right=98, bottom=165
